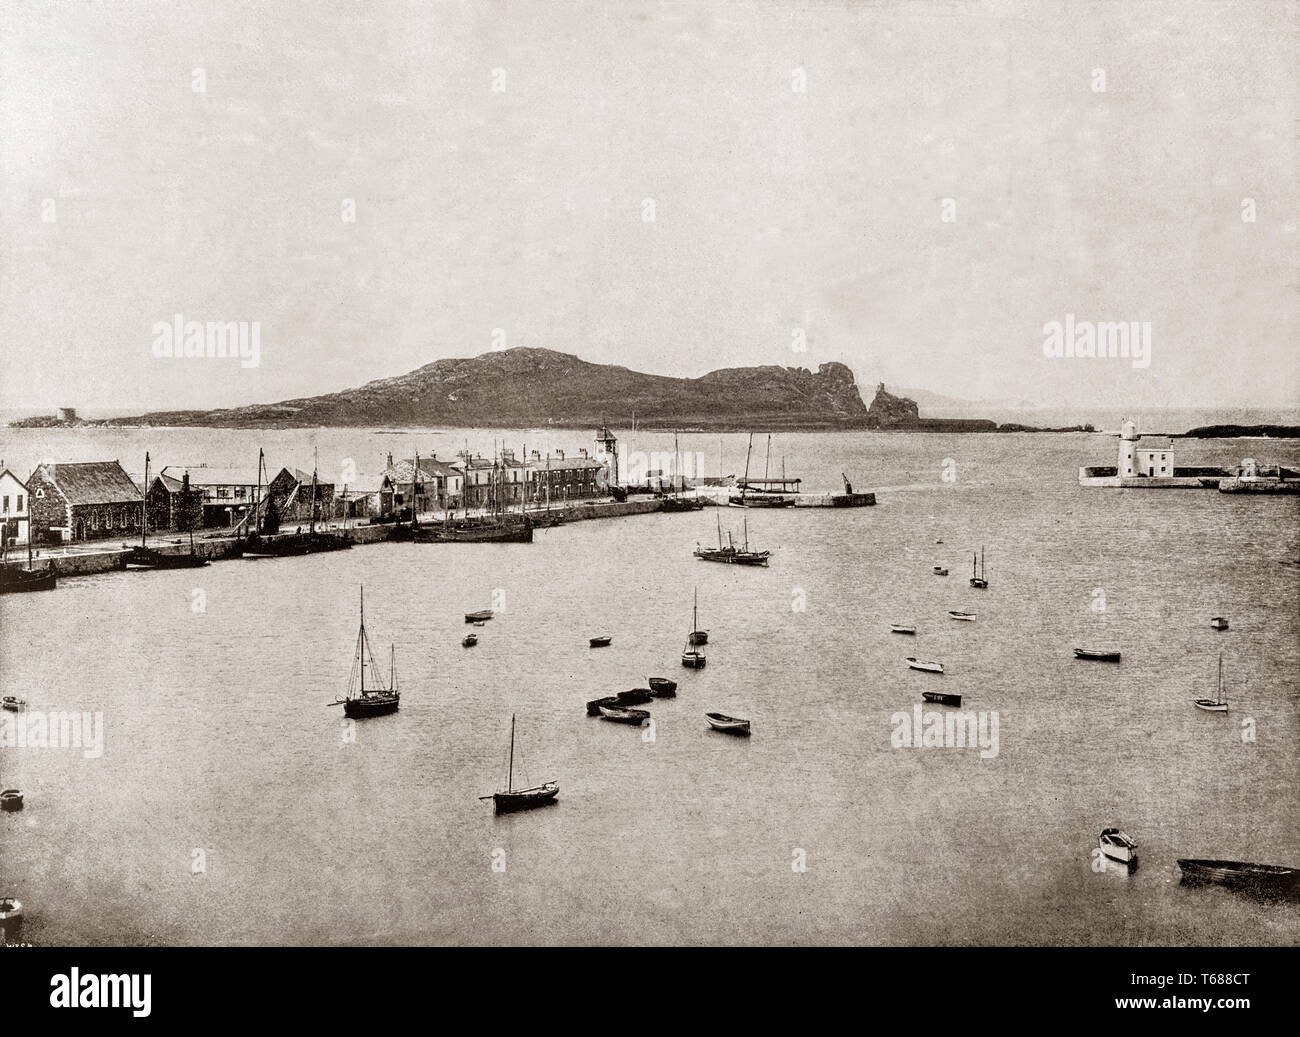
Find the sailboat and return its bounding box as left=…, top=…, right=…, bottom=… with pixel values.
left=425, top=450, right=533, bottom=543
left=328, top=587, right=400, bottom=719
left=970, top=547, right=988, bottom=589
left=661, top=431, right=705, bottom=512
left=682, top=588, right=707, bottom=668
left=1194, top=654, right=1230, bottom=712
left=0, top=525, right=57, bottom=594
left=482, top=714, right=559, bottom=813
left=730, top=433, right=793, bottom=508
left=124, top=454, right=209, bottom=570
left=246, top=450, right=352, bottom=556
left=687, top=586, right=708, bottom=645
left=694, top=510, right=770, bottom=566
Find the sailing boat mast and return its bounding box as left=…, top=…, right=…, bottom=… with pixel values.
left=741, top=433, right=754, bottom=505
left=507, top=714, right=516, bottom=792
left=764, top=434, right=771, bottom=486
left=309, top=448, right=319, bottom=534
left=141, top=452, right=149, bottom=548
left=359, top=586, right=365, bottom=696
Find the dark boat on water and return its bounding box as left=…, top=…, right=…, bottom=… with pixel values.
left=922, top=691, right=962, bottom=707
left=661, top=433, right=705, bottom=511
left=970, top=547, right=988, bottom=589
left=586, top=695, right=620, bottom=716
left=682, top=588, right=707, bottom=669
left=728, top=434, right=795, bottom=508
left=418, top=515, right=533, bottom=543
left=615, top=688, right=654, bottom=705
left=465, top=609, right=494, bottom=623
left=1177, top=859, right=1300, bottom=896
left=242, top=450, right=352, bottom=557
left=1074, top=648, right=1121, bottom=662
left=329, top=588, right=400, bottom=719
left=695, top=511, right=770, bottom=566
left=482, top=714, right=559, bottom=813
left=0, top=533, right=56, bottom=594
left=648, top=677, right=677, bottom=696
left=589, top=635, right=613, bottom=648
left=123, top=455, right=210, bottom=569
left=462, top=633, right=478, bottom=648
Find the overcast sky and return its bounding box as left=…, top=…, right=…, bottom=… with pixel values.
left=2, top=0, right=1296, bottom=414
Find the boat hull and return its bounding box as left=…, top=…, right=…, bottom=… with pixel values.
left=589, top=637, right=612, bottom=648
left=494, top=783, right=559, bottom=813
left=890, top=626, right=917, bottom=635
left=688, top=631, right=708, bottom=646
left=343, top=694, right=400, bottom=719
left=705, top=713, right=751, bottom=735
left=906, top=658, right=944, bottom=674
left=922, top=692, right=962, bottom=707
left=586, top=696, right=620, bottom=716
left=681, top=652, right=706, bottom=669
left=1193, top=699, right=1228, bottom=712
left=598, top=705, right=650, bottom=724
left=1177, top=859, right=1300, bottom=895
left=647, top=678, right=678, bottom=695
left=1074, top=649, right=1121, bottom=662
left=0, top=564, right=58, bottom=593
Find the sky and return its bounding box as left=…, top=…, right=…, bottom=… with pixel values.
left=1, top=0, right=1296, bottom=415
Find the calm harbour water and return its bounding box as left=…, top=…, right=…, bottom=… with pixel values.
left=2, top=427, right=1298, bottom=945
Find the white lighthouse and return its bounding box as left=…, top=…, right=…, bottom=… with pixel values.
left=1117, top=419, right=1139, bottom=477
left=595, top=426, right=619, bottom=489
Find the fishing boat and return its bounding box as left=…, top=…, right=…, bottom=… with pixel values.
left=970, top=548, right=988, bottom=589
left=728, top=434, right=794, bottom=508
left=421, top=456, right=534, bottom=543
left=932, top=566, right=948, bottom=576
left=705, top=712, right=751, bottom=735
left=0, top=789, right=22, bottom=812
left=1193, top=653, right=1229, bottom=712
left=1, top=696, right=24, bottom=712
left=123, top=454, right=210, bottom=570
left=589, top=635, right=613, bottom=648
left=684, top=587, right=709, bottom=650
left=615, top=688, right=654, bottom=706
left=1176, top=859, right=1300, bottom=896
left=682, top=589, right=707, bottom=669
left=0, top=519, right=58, bottom=596
left=695, top=510, right=770, bottom=566
left=242, top=450, right=352, bottom=556
left=465, top=609, right=494, bottom=623
left=462, top=633, right=478, bottom=648
left=1099, top=828, right=1138, bottom=866
left=660, top=432, right=706, bottom=512
left=482, top=714, right=559, bottom=813
left=1074, top=648, right=1121, bottom=662
left=947, top=611, right=976, bottom=621
left=922, top=691, right=962, bottom=707
left=598, top=704, right=650, bottom=724
left=890, top=624, right=917, bottom=635
left=1210, top=616, right=1229, bottom=631
left=586, top=695, right=620, bottom=716
left=906, top=657, right=944, bottom=674
left=329, top=588, right=400, bottom=719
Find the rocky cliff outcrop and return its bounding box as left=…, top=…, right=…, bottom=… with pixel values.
left=865, top=383, right=921, bottom=428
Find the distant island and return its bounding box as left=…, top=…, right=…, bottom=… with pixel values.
left=9, top=349, right=1093, bottom=432
left=1180, top=424, right=1300, bottom=439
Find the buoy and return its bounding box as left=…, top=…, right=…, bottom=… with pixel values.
left=0, top=789, right=22, bottom=812
left=0, top=897, right=22, bottom=945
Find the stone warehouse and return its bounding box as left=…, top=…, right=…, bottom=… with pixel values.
left=26, top=460, right=143, bottom=543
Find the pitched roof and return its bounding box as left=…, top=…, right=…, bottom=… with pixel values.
left=386, top=458, right=460, bottom=482
left=37, top=461, right=140, bottom=505
left=1137, top=437, right=1173, bottom=450
left=159, top=466, right=265, bottom=487
left=528, top=455, right=604, bottom=471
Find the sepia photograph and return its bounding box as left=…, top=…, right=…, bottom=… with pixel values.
left=0, top=0, right=1296, bottom=1012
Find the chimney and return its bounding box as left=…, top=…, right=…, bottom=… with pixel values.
left=386, top=452, right=393, bottom=469
left=580, top=448, right=588, bottom=458
left=556, top=449, right=565, bottom=459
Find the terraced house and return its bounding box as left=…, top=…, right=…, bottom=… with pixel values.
left=525, top=448, right=606, bottom=504
left=25, top=460, right=142, bottom=543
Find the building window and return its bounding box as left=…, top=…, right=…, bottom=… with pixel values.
left=217, top=488, right=231, bottom=499
left=15, top=495, right=22, bottom=512
left=1, top=496, right=7, bottom=512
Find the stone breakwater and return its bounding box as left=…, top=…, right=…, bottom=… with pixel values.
left=0, top=498, right=668, bottom=583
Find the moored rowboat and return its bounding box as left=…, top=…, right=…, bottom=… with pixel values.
left=705, top=712, right=751, bottom=735
left=922, top=691, right=961, bottom=707
left=598, top=704, right=650, bottom=724
left=1074, top=648, right=1121, bottom=662
left=906, top=657, right=944, bottom=674
left=890, top=624, right=917, bottom=635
